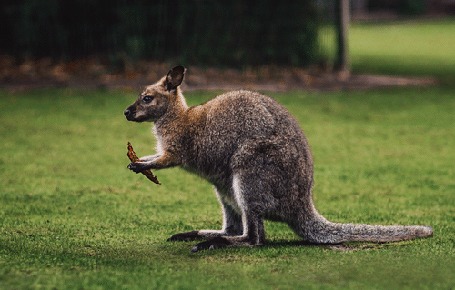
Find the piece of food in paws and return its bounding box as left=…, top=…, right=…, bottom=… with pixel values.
left=127, top=142, right=161, bottom=185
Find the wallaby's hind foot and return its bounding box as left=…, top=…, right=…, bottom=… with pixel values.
left=167, top=228, right=241, bottom=242
left=168, top=230, right=265, bottom=253
left=191, top=234, right=264, bottom=253
left=191, top=237, right=233, bottom=252
left=167, top=231, right=204, bottom=242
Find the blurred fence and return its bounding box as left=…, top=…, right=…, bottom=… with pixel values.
left=1, top=0, right=329, bottom=67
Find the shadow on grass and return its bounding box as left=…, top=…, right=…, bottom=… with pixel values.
left=166, top=238, right=416, bottom=255
left=260, top=239, right=413, bottom=252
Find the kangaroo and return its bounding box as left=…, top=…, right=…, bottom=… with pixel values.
left=124, top=65, right=433, bottom=252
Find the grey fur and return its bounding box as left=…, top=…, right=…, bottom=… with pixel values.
left=124, top=66, right=433, bottom=252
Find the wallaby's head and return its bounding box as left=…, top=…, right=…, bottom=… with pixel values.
left=124, top=65, right=186, bottom=122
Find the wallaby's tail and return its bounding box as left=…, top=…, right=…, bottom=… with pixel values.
left=292, top=211, right=433, bottom=244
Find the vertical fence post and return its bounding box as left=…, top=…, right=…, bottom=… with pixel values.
left=335, top=0, right=350, bottom=74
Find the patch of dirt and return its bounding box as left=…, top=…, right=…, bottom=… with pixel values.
left=0, top=56, right=437, bottom=92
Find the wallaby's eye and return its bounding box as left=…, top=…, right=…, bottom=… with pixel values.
left=142, top=95, right=153, bottom=103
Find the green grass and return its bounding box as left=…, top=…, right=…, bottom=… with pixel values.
left=320, top=18, right=455, bottom=80
left=1, top=87, right=454, bottom=289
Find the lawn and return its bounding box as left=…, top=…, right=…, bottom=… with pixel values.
left=1, top=86, right=454, bottom=289
left=320, top=18, right=455, bottom=80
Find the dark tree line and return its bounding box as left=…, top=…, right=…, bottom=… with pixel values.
left=0, top=0, right=319, bottom=66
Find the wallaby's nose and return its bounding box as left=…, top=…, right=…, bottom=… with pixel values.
left=124, top=109, right=131, bottom=117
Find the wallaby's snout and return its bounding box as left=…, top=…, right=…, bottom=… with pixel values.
left=124, top=106, right=135, bottom=121
left=124, top=101, right=144, bottom=122
left=124, top=97, right=153, bottom=122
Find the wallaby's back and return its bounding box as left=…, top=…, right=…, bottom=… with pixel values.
left=182, top=90, right=313, bottom=192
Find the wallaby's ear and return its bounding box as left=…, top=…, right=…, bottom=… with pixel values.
left=165, top=65, right=186, bottom=92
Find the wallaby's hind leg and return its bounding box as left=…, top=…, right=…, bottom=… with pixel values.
left=168, top=188, right=243, bottom=242
left=190, top=174, right=266, bottom=252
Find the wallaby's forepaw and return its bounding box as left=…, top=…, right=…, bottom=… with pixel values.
left=127, top=161, right=149, bottom=173
left=167, top=231, right=203, bottom=242
left=191, top=237, right=232, bottom=253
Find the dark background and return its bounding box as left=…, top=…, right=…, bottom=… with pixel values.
left=0, top=0, right=319, bottom=67
left=1, top=0, right=448, bottom=68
